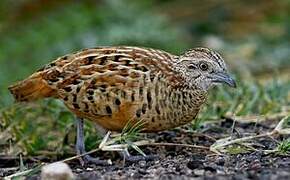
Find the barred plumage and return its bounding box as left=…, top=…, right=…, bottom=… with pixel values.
left=9, top=46, right=236, bottom=164
left=9, top=46, right=236, bottom=132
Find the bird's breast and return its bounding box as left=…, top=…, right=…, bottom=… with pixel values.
left=65, top=77, right=207, bottom=132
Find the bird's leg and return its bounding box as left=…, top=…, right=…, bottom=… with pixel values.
left=77, top=118, right=157, bottom=165
left=98, top=130, right=158, bottom=163
left=121, top=148, right=158, bottom=163
left=75, top=118, right=111, bottom=166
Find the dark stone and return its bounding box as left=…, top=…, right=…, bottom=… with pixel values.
left=187, top=160, right=204, bottom=170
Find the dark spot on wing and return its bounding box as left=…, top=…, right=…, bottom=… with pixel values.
left=87, top=89, right=94, bottom=95
left=106, top=106, right=112, bottom=115
left=147, top=91, right=152, bottom=103
left=87, top=56, right=95, bottom=63
left=136, top=109, right=142, bottom=118
left=73, top=103, right=80, bottom=109
left=64, top=86, right=72, bottom=92
left=135, top=65, right=148, bottom=72
left=142, top=103, right=147, bottom=114
left=155, top=105, right=161, bottom=114
left=63, top=96, right=68, bottom=101
left=139, top=88, right=143, bottom=97
left=72, top=79, right=81, bottom=85
left=115, top=98, right=121, bottom=106
left=99, top=57, right=107, bottom=65
left=113, top=55, right=121, bottom=61
left=131, top=92, right=135, bottom=101
left=76, top=86, right=81, bottom=93
left=124, top=60, right=131, bottom=66
left=87, top=96, right=94, bottom=101
left=121, top=90, right=127, bottom=98
left=73, top=94, right=77, bottom=103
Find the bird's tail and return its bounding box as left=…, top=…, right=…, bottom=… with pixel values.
left=8, top=73, right=55, bottom=102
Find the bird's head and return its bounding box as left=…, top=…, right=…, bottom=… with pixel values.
left=176, top=47, right=236, bottom=91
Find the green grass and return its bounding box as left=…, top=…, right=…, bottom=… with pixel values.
left=277, top=138, right=290, bottom=155
left=226, top=145, right=251, bottom=155
left=194, top=78, right=290, bottom=127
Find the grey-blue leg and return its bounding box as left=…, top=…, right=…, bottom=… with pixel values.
left=76, top=118, right=157, bottom=165
left=122, top=149, right=158, bottom=163
left=76, top=118, right=110, bottom=166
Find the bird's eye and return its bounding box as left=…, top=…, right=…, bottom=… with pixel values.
left=188, top=65, right=196, bottom=69
left=199, top=62, right=208, bottom=71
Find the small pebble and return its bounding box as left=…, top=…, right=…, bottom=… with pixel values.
left=138, top=160, right=146, bottom=167
left=86, top=167, right=94, bottom=171
left=216, top=156, right=225, bottom=166
left=204, top=166, right=217, bottom=173
left=41, top=162, right=74, bottom=180
left=75, top=168, right=82, bottom=173
left=193, top=169, right=205, bottom=176
left=187, top=160, right=204, bottom=170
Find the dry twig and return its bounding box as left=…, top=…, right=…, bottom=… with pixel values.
left=210, top=115, right=290, bottom=154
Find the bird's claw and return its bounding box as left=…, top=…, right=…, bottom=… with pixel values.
left=79, top=154, right=112, bottom=166
left=124, top=154, right=159, bottom=163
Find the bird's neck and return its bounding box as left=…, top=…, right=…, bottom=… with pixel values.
left=172, top=86, right=207, bottom=110
left=160, top=80, right=207, bottom=126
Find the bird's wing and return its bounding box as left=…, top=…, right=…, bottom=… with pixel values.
left=39, top=46, right=181, bottom=91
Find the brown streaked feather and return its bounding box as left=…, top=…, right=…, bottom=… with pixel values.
left=8, top=72, right=56, bottom=102
left=9, top=46, right=206, bottom=132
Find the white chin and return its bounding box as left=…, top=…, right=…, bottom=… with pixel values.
left=212, top=82, right=220, bottom=87
left=200, top=82, right=213, bottom=91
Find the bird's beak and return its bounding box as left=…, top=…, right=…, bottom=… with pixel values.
left=211, top=72, right=237, bottom=88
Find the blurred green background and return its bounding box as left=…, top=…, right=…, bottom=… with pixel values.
left=0, top=0, right=289, bottom=157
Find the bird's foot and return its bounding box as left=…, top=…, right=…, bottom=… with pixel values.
left=123, top=154, right=159, bottom=163
left=75, top=118, right=112, bottom=166
left=78, top=154, right=112, bottom=166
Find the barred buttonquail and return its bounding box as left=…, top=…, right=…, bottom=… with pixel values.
left=9, top=46, right=236, bottom=164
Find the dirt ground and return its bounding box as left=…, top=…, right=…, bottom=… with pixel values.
left=1, top=117, right=290, bottom=180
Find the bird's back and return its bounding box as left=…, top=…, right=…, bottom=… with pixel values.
left=9, top=46, right=206, bottom=132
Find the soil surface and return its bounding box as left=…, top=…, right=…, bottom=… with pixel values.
left=1, top=118, right=290, bottom=180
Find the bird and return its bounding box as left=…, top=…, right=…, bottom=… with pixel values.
left=8, top=46, right=236, bottom=165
